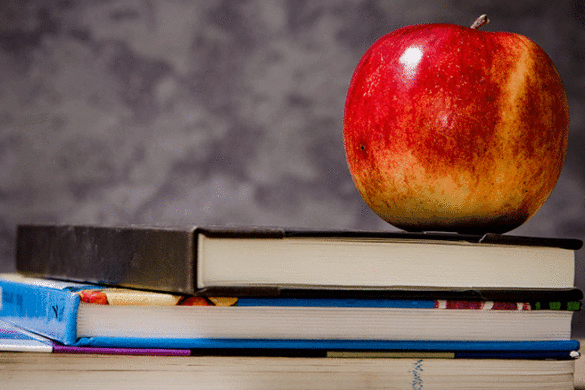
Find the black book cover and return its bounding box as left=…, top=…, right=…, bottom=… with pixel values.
left=15, top=223, right=583, bottom=296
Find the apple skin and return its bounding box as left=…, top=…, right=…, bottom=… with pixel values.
left=343, top=21, right=569, bottom=234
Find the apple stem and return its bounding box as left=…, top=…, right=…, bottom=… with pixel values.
left=470, top=14, right=489, bottom=29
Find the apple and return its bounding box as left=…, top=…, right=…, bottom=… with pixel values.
left=343, top=15, right=570, bottom=234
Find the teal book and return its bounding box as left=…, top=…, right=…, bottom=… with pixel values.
left=0, top=274, right=580, bottom=357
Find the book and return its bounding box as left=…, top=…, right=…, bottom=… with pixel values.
left=0, top=352, right=577, bottom=390
left=15, top=224, right=583, bottom=295
left=0, top=274, right=579, bottom=355
left=3, top=314, right=575, bottom=359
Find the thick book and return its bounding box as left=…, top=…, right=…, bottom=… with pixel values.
left=0, top=274, right=579, bottom=356
left=1, top=352, right=578, bottom=390
left=15, top=224, right=583, bottom=295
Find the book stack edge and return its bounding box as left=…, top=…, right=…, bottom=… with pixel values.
left=0, top=224, right=582, bottom=389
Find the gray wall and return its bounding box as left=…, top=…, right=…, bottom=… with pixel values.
left=1, top=1, right=584, bottom=334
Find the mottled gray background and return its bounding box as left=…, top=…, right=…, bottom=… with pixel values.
left=1, top=1, right=584, bottom=334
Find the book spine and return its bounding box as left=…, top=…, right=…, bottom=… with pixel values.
left=16, top=224, right=197, bottom=295
left=0, top=278, right=80, bottom=345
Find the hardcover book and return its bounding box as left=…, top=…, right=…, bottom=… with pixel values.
left=15, top=224, right=583, bottom=295
left=0, top=274, right=580, bottom=357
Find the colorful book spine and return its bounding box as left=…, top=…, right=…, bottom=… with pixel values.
left=0, top=274, right=195, bottom=345
left=0, top=275, right=93, bottom=344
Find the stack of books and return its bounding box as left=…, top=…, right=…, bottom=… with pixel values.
left=1, top=224, right=582, bottom=389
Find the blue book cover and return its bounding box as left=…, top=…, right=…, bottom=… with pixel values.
left=71, top=337, right=580, bottom=359
left=0, top=274, right=436, bottom=345
left=1, top=315, right=579, bottom=358
left=0, top=273, right=580, bottom=358
left=237, top=298, right=437, bottom=308
left=0, top=274, right=100, bottom=345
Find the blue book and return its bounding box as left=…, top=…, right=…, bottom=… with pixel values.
left=0, top=273, right=579, bottom=357
left=71, top=337, right=580, bottom=359
left=3, top=318, right=575, bottom=360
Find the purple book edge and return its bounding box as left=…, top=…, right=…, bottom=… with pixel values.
left=53, top=344, right=191, bottom=356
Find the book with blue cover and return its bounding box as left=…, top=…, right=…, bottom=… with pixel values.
left=0, top=273, right=580, bottom=358
left=3, top=318, right=575, bottom=359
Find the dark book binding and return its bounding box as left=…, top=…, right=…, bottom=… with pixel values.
left=15, top=224, right=583, bottom=296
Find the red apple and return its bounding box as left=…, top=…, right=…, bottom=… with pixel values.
left=343, top=15, right=570, bottom=234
